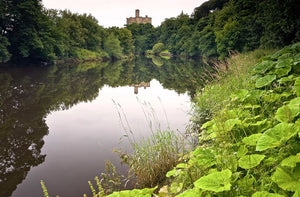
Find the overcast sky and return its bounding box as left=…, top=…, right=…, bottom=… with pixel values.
left=42, top=0, right=206, bottom=27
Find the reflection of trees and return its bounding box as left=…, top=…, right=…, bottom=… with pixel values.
left=0, top=62, right=117, bottom=196
left=158, top=58, right=212, bottom=97
left=0, top=57, right=210, bottom=196
left=134, top=56, right=212, bottom=96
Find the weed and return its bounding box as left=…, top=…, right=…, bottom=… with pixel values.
left=119, top=129, right=186, bottom=188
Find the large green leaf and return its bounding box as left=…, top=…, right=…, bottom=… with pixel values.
left=281, top=153, right=300, bottom=168
left=166, top=169, right=176, bottom=178
left=201, top=120, right=215, bottom=129
left=256, top=123, right=297, bottom=151
left=275, top=65, right=292, bottom=77
left=289, top=97, right=300, bottom=109
left=176, top=163, right=188, bottom=169
left=194, top=169, right=232, bottom=192
left=275, top=105, right=298, bottom=123
left=224, top=118, right=241, bottom=132
left=189, top=148, right=216, bottom=168
left=253, top=61, right=274, bottom=74
left=237, top=145, right=248, bottom=157
left=256, top=75, right=276, bottom=88
left=295, top=77, right=300, bottom=96
left=275, top=58, right=293, bottom=68
left=278, top=75, right=297, bottom=83
left=176, top=188, right=200, bottom=197
left=252, top=191, right=284, bottom=197
left=238, top=154, right=265, bottom=169
left=231, top=89, right=249, bottom=102
left=170, top=182, right=183, bottom=194
left=242, top=133, right=263, bottom=146
left=272, top=167, right=300, bottom=192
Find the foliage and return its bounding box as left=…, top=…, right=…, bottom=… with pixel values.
left=155, top=43, right=300, bottom=196
left=193, top=169, right=232, bottom=192
left=1, top=0, right=298, bottom=62
left=103, top=35, right=123, bottom=59
left=126, top=23, right=157, bottom=54
left=125, top=0, right=299, bottom=58
left=0, top=1, right=134, bottom=63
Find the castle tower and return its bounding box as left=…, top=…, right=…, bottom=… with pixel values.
left=127, top=9, right=152, bottom=25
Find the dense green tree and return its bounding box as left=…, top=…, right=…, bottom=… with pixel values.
left=6, top=0, right=58, bottom=62
left=106, top=27, right=134, bottom=55
left=258, top=0, right=300, bottom=48
left=78, top=13, right=103, bottom=51
left=192, top=0, right=229, bottom=21
left=118, top=28, right=134, bottom=55
left=103, top=35, right=123, bottom=59
left=126, top=23, right=156, bottom=53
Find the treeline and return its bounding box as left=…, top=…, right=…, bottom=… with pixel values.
left=0, top=0, right=134, bottom=63
left=1, top=0, right=299, bottom=63
left=129, top=0, right=299, bottom=58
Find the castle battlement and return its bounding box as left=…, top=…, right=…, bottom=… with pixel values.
left=127, top=9, right=152, bottom=25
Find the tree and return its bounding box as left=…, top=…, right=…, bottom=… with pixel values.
left=106, top=27, right=134, bottom=56
left=6, top=0, right=58, bottom=62
left=103, top=35, right=123, bottom=59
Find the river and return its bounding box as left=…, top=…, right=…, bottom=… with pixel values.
left=0, top=56, right=210, bottom=197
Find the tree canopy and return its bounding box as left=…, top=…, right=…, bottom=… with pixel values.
left=0, top=0, right=299, bottom=63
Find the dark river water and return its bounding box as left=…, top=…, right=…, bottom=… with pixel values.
left=0, top=56, right=210, bottom=197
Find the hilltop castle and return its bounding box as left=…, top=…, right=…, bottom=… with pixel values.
left=127, top=9, right=152, bottom=25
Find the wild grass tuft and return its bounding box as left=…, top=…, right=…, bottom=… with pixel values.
left=119, top=129, right=186, bottom=188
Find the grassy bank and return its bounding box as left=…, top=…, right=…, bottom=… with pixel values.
left=156, top=43, right=300, bottom=196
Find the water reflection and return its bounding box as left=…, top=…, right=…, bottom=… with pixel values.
left=0, top=57, right=211, bottom=196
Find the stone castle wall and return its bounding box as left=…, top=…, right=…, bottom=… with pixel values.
left=127, top=9, right=152, bottom=25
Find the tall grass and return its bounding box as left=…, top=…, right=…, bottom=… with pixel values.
left=113, top=99, right=187, bottom=188
left=125, top=129, right=186, bottom=188
left=190, top=49, right=275, bottom=131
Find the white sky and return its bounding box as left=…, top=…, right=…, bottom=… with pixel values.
left=42, top=0, right=206, bottom=28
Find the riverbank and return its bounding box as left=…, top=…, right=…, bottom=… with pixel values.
left=167, top=43, right=300, bottom=196
left=53, top=49, right=133, bottom=65
left=83, top=43, right=300, bottom=197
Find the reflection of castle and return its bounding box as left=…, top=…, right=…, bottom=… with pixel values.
left=131, top=82, right=150, bottom=94
left=127, top=9, right=152, bottom=25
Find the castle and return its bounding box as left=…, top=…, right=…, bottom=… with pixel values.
left=127, top=9, right=152, bottom=25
